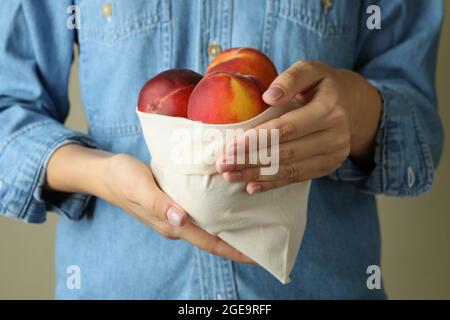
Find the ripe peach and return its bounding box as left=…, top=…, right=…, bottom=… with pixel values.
left=138, top=69, right=202, bottom=117
left=187, top=72, right=269, bottom=124
left=206, top=48, right=277, bottom=90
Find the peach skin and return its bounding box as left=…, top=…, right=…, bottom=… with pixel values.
left=187, top=72, right=269, bottom=124
left=138, top=69, right=203, bottom=117
left=206, top=47, right=278, bottom=90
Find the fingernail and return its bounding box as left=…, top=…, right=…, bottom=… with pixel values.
left=263, top=86, right=284, bottom=102
left=167, top=207, right=183, bottom=227
left=247, top=184, right=262, bottom=194
left=223, top=171, right=243, bottom=182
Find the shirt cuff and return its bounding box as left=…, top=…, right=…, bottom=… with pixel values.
left=327, top=81, right=435, bottom=196
left=0, top=120, right=97, bottom=223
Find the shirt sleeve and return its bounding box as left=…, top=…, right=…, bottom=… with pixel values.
left=0, top=1, right=97, bottom=223
left=328, top=0, right=444, bottom=197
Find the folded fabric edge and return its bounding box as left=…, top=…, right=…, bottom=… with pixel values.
left=218, top=229, right=292, bottom=285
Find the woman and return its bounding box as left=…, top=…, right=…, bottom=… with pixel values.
left=0, top=0, right=443, bottom=299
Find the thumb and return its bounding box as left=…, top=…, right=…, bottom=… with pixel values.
left=262, top=60, right=327, bottom=106
left=147, top=185, right=188, bottom=227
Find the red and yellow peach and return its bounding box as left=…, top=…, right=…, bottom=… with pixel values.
left=137, top=69, right=202, bottom=117
left=187, top=72, right=268, bottom=124
left=206, top=47, right=277, bottom=90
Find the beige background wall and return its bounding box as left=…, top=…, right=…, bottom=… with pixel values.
left=0, top=6, right=449, bottom=300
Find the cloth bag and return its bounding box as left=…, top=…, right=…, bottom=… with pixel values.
left=136, top=103, right=311, bottom=284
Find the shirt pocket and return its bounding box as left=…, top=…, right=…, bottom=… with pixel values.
left=77, top=0, right=170, bottom=47
left=263, top=0, right=360, bottom=71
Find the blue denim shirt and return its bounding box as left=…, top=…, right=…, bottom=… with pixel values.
left=0, top=0, right=444, bottom=299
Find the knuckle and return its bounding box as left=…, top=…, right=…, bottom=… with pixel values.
left=149, top=197, right=160, bottom=216
left=108, top=153, right=129, bottom=171
left=279, top=147, right=296, bottom=162
left=123, top=186, right=138, bottom=204
left=146, top=194, right=167, bottom=219
left=320, top=100, right=335, bottom=116
left=282, top=163, right=300, bottom=182
left=333, top=104, right=347, bottom=119
left=295, top=60, right=315, bottom=71
left=278, top=117, right=297, bottom=141
left=279, top=69, right=298, bottom=89
left=266, top=117, right=283, bottom=132
left=327, top=105, right=346, bottom=124
left=315, top=90, right=331, bottom=105
left=325, top=70, right=338, bottom=82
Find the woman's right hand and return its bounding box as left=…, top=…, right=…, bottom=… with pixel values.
left=46, top=145, right=253, bottom=264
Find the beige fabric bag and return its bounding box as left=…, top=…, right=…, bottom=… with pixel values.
left=137, top=103, right=310, bottom=284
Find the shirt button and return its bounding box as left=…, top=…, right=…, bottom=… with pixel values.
left=407, top=166, right=415, bottom=188
left=102, top=3, right=113, bottom=17
left=216, top=293, right=224, bottom=300
left=321, top=0, right=334, bottom=10
left=207, top=43, right=222, bottom=58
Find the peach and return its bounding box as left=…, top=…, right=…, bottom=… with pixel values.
left=206, top=47, right=277, bottom=90
left=138, top=69, right=202, bottom=117
left=187, top=72, right=269, bottom=124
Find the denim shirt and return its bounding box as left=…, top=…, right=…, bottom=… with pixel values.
left=0, top=0, right=444, bottom=299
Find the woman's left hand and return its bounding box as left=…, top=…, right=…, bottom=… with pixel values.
left=216, top=61, right=382, bottom=194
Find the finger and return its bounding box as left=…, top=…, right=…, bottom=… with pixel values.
left=217, top=83, right=337, bottom=174
left=216, top=105, right=331, bottom=173
left=178, top=222, right=255, bottom=264
left=255, top=94, right=332, bottom=143
left=244, top=154, right=340, bottom=193
left=246, top=180, right=290, bottom=194
left=220, top=128, right=343, bottom=175
left=217, top=98, right=333, bottom=173
left=244, top=159, right=320, bottom=183
left=216, top=131, right=271, bottom=172
left=134, top=177, right=189, bottom=227
left=148, top=214, right=255, bottom=264
left=263, top=61, right=329, bottom=105
left=216, top=149, right=261, bottom=173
